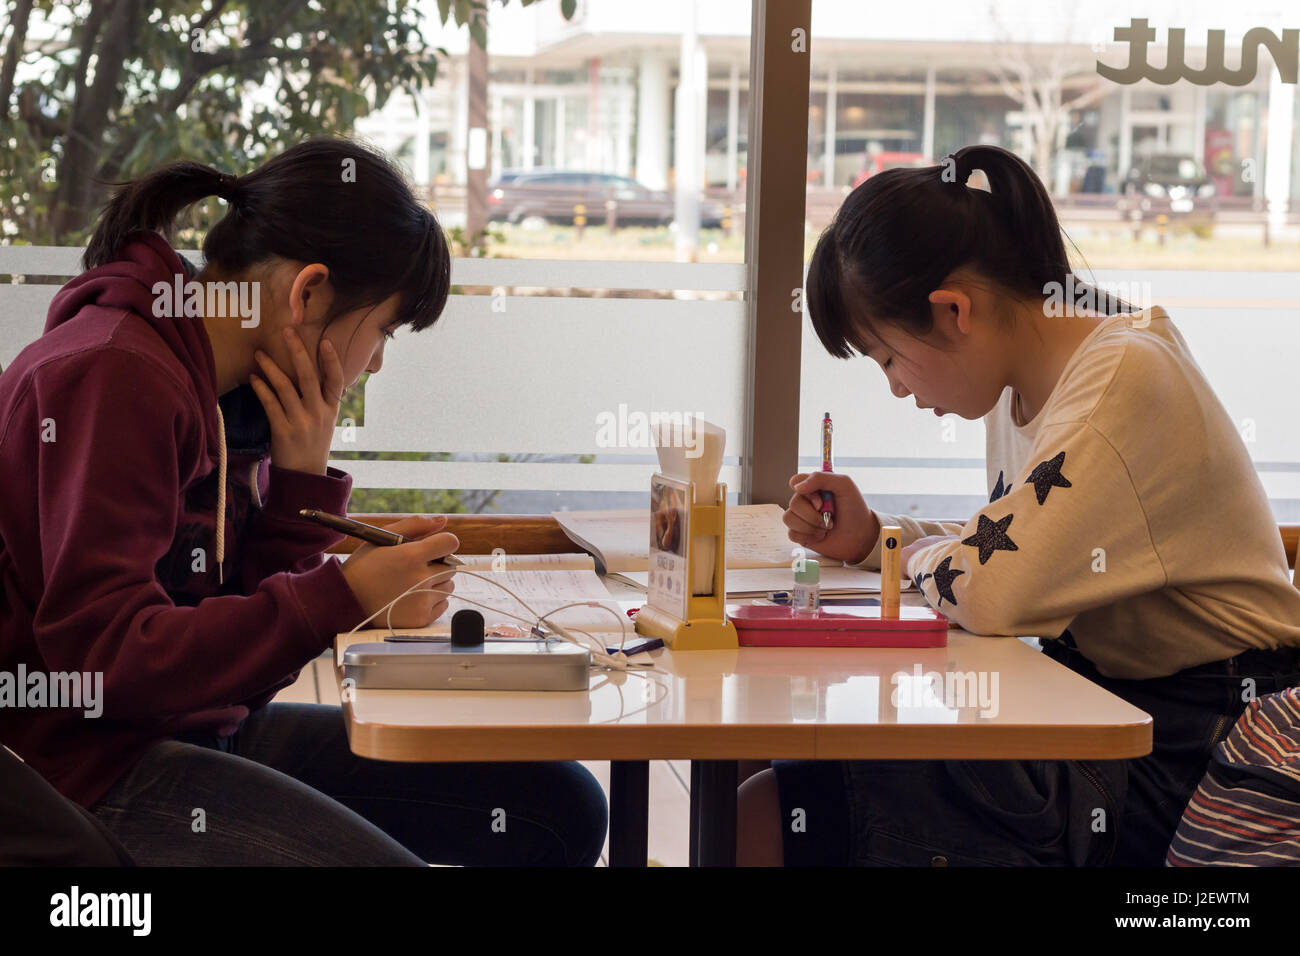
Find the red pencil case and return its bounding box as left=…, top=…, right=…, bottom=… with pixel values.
left=727, top=604, right=949, bottom=647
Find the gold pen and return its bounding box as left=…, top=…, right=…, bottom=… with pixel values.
left=298, top=509, right=463, bottom=566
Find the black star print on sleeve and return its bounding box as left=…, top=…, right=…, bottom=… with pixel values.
left=989, top=469, right=1009, bottom=503
left=929, top=556, right=964, bottom=607
left=961, top=513, right=1019, bottom=565
left=1026, top=450, right=1071, bottom=505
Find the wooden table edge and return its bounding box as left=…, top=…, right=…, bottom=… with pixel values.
left=333, top=633, right=1155, bottom=764
left=338, top=700, right=1153, bottom=763
left=340, top=701, right=820, bottom=761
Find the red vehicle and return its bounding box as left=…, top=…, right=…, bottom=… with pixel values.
left=851, top=152, right=932, bottom=188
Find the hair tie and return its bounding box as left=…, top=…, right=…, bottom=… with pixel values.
left=214, top=173, right=240, bottom=202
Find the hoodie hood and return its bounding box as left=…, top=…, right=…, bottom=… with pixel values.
left=45, top=230, right=238, bottom=580
left=46, top=230, right=221, bottom=455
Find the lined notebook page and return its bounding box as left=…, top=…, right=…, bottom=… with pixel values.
left=374, top=568, right=629, bottom=642
left=452, top=553, right=596, bottom=572
left=554, top=504, right=841, bottom=573
left=612, top=565, right=910, bottom=595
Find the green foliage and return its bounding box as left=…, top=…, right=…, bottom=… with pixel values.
left=445, top=224, right=506, bottom=261
left=0, top=0, right=577, bottom=518
left=436, top=0, right=576, bottom=49
left=0, top=0, right=570, bottom=244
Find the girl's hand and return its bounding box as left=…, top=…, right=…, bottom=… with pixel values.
left=901, top=534, right=960, bottom=579
left=783, top=472, right=881, bottom=564
left=341, top=515, right=459, bottom=628
left=249, top=327, right=343, bottom=476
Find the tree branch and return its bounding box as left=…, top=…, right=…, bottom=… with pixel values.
left=52, top=0, right=138, bottom=239
left=1062, top=78, right=1112, bottom=112
left=16, top=84, right=63, bottom=139
left=192, top=0, right=233, bottom=37
left=96, top=0, right=312, bottom=183
left=0, top=0, right=35, bottom=110
left=70, top=0, right=110, bottom=103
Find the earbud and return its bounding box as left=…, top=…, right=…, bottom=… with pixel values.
left=451, top=608, right=485, bottom=647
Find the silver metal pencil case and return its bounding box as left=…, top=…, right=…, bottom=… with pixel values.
left=342, top=641, right=591, bottom=691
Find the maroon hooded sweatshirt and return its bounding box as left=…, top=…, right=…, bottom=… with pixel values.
left=0, top=231, right=368, bottom=808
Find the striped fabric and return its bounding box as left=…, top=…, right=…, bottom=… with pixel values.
left=1166, top=687, right=1300, bottom=866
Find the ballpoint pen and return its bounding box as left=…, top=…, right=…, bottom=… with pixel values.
left=298, top=509, right=463, bottom=566
left=819, top=411, right=835, bottom=529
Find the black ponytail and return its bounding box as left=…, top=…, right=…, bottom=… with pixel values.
left=807, top=143, right=1133, bottom=360
left=82, top=136, right=450, bottom=333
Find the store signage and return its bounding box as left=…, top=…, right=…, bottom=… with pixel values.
left=1097, top=18, right=1297, bottom=85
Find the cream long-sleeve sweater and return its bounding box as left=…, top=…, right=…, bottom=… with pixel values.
left=853, top=305, right=1300, bottom=679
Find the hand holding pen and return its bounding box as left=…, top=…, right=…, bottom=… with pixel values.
left=299, top=509, right=463, bottom=566
left=302, top=511, right=462, bottom=629
left=782, top=413, right=883, bottom=564
left=784, top=472, right=882, bottom=565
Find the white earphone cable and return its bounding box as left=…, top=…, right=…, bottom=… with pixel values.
left=343, top=565, right=671, bottom=712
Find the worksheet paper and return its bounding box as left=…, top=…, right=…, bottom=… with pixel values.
left=611, top=564, right=915, bottom=595
left=452, top=553, right=596, bottom=572
left=554, top=503, right=841, bottom=574
left=377, top=568, right=631, bottom=642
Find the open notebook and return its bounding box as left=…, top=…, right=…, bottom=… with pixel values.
left=552, top=504, right=912, bottom=595
left=371, top=553, right=635, bottom=645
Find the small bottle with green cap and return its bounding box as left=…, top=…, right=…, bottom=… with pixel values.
left=792, top=558, right=820, bottom=616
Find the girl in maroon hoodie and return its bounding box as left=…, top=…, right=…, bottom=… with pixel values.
left=0, top=137, right=607, bottom=865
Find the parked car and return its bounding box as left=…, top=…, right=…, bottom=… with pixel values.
left=486, top=170, right=724, bottom=229
left=1120, top=153, right=1217, bottom=237
left=489, top=168, right=533, bottom=186
left=851, top=152, right=932, bottom=187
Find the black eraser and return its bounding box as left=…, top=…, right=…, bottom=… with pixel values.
left=450, top=608, right=485, bottom=647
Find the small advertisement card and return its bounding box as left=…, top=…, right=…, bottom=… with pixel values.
left=647, top=473, right=691, bottom=622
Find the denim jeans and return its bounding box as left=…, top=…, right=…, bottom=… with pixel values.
left=90, top=702, right=608, bottom=866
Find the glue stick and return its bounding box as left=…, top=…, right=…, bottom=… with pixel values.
left=880, top=525, right=901, bottom=618
left=792, top=559, right=820, bottom=615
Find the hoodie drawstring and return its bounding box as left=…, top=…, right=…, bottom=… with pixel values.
left=249, top=461, right=262, bottom=509
left=215, top=404, right=227, bottom=586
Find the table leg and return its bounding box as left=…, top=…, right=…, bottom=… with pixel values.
left=690, top=759, right=738, bottom=866
left=608, top=760, right=649, bottom=867
left=689, top=761, right=702, bottom=866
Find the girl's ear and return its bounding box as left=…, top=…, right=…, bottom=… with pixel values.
left=287, top=263, right=332, bottom=328
left=928, top=288, right=973, bottom=338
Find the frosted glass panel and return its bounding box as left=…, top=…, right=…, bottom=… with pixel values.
left=349, top=293, right=748, bottom=457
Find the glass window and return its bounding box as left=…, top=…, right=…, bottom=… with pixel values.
left=340, top=1, right=753, bottom=515
left=801, top=0, right=1300, bottom=522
